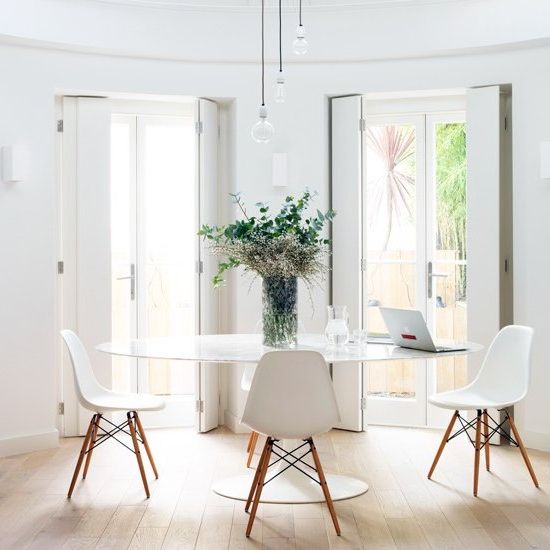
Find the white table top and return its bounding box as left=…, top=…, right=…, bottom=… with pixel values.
left=96, top=333, right=482, bottom=363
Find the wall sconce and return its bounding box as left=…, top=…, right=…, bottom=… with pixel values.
left=1, top=145, right=26, bottom=183
left=272, top=153, right=288, bottom=187
left=540, top=142, right=550, bottom=179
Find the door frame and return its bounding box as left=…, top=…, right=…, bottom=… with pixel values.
left=57, top=95, right=219, bottom=436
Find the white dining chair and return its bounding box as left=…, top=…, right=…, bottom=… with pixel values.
left=241, top=350, right=341, bottom=537
left=61, top=330, right=165, bottom=498
left=427, top=325, right=539, bottom=496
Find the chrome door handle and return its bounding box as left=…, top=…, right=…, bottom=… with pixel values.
left=427, top=261, right=447, bottom=299
left=116, top=263, right=135, bottom=301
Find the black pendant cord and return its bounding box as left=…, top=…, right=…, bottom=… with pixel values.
left=278, top=0, right=282, bottom=73
left=299, top=0, right=302, bottom=27
left=261, top=0, right=265, bottom=106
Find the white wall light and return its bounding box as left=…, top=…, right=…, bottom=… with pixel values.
left=540, top=142, right=550, bottom=179
left=272, top=153, right=288, bottom=187
left=1, top=145, right=25, bottom=183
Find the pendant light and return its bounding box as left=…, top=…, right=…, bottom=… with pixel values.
left=251, top=0, right=275, bottom=143
left=293, top=0, right=308, bottom=55
left=275, top=0, right=285, bottom=103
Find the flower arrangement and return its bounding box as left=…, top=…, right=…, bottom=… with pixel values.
left=199, top=191, right=336, bottom=347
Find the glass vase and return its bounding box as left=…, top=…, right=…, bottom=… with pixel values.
left=262, top=276, right=298, bottom=348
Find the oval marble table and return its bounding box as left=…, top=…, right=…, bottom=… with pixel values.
left=97, top=334, right=482, bottom=504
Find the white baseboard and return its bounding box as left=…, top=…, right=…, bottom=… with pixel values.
left=224, top=409, right=250, bottom=434
left=522, top=429, right=550, bottom=452
left=0, top=429, right=59, bottom=457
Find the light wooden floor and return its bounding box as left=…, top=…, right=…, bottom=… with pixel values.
left=2, top=425, right=550, bottom=549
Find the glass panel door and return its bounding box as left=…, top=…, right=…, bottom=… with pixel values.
left=136, top=115, right=197, bottom=427
left=110, top=112, right=197, bottom=428
left=111, top=115, right=137, bottom=395
left=426, top=114, right=468, bottom=426
left=362, top=112, right=467, bottom=428
left=362, top=116, right=427, bottom=426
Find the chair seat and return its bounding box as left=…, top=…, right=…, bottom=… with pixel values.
left=429, top=389, right=518, bottom=411
left=87, top=391, right=165, bottom=413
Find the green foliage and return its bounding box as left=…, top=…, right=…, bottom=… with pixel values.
left=198, top=191, right=336, bottom=287
left=435, top=122, right=467, bottom=298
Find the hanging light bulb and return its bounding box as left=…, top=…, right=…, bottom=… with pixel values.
left=251, top=0, right=274, bottom=143
left=293, top=0, right=308, bottom=55
left=293, top=25, right=308, bottom=55
left=274, top=0, right=285, bottom=103
left=275, top=73, right=285, bottom=103
left=252, top=105, right=275, bottom=143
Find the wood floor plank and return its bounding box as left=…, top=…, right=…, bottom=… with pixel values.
left=129, top=526, right=168, bottom=549
left=96, top=505, right=147, bottom=550
left=194, top=505, right=234, bottom=550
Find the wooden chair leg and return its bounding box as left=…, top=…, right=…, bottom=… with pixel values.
left=483, top=409, right=490, bottom=471
left=246, top=431, right=254, bottom=452
left=428, top=411, right=459, bottom=479
left=245, top=437, right=270, bottom=513
left=507, top=411, right=539, bottom=488
left=82, top=414, right=101, bottom=479
left=247, top=432, right=259, bottom=468
left=309, top=438, right=341, bottom=536
left=128, top=411, right=150, bottom=498
left=134, top=412, right=159, bottom=479
left=246, top=438, right=273, bottom=537
left=67, top=414, right=96, bottom=498
left=473, top=409, right=482, bottom=496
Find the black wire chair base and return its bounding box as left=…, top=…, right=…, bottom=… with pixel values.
left=447, top=410, right=518, bottom=450
left=262, top=439, right=321, bottom=487
left=85, top=412, right=143, bottom=455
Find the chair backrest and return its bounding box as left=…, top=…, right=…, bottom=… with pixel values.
left=61, top=329, right=107, bottom=410
left=241, top=350, right=341, bottom=439
left=469, top=325, right=534, bottom=405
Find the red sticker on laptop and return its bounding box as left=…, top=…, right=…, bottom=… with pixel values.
left=401, top=333, right=417, bottom=340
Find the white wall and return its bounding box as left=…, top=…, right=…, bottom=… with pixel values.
left=2, top=40, right=550, bottom=453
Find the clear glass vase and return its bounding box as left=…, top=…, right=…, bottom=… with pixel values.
left=262, top=276, right=298, bottom=348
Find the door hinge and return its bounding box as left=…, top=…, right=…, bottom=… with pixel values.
left=195, top=399, right=204, bottom=413
left=57, top=261, right=64, bottom=274
left=504, top=116, right=508, bottom=131
left=360, top=397, right=367, bottom=410
left=196, top=260, right=204, bottom=274
left=195, top=121, right=203, bottom=134
left=360, top=258, right=367, bottom=271
left=58, top=402, right=65, bottom=415
left=504, top=257, right=509, bottom=273
left=359, top=118, right=366, bottom=132
left=57, top=120, right=64, bottom=133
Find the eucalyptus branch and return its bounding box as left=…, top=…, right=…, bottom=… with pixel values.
left=199, top=191, right=336, bottom=287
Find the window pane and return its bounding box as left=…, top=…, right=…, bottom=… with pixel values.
left=111, top=120, right=133, bottom=393
left=141, top=118, right=196, bottom=396
left=432, top=122, right=467, bottom=393
left=365, top=124, right=417, bottom=259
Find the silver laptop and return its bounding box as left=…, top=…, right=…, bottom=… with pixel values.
left=379, top=307, right=467, bottom=353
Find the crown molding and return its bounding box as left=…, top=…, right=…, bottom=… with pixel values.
left=2, top=32, right=550, bottom=65
left=79, top=0, right=466, bottom=13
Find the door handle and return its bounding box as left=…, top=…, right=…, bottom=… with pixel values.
left=427, top=261, right=447, bottom=299
left=116, top=263, right=135, bottom=301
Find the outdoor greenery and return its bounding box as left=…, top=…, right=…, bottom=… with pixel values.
left=198, top=191, right=336, bottom=287
left=435, top=122, right=467, bottom=299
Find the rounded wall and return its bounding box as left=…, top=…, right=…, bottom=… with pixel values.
left=1, top=0, right=550, bottom=62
